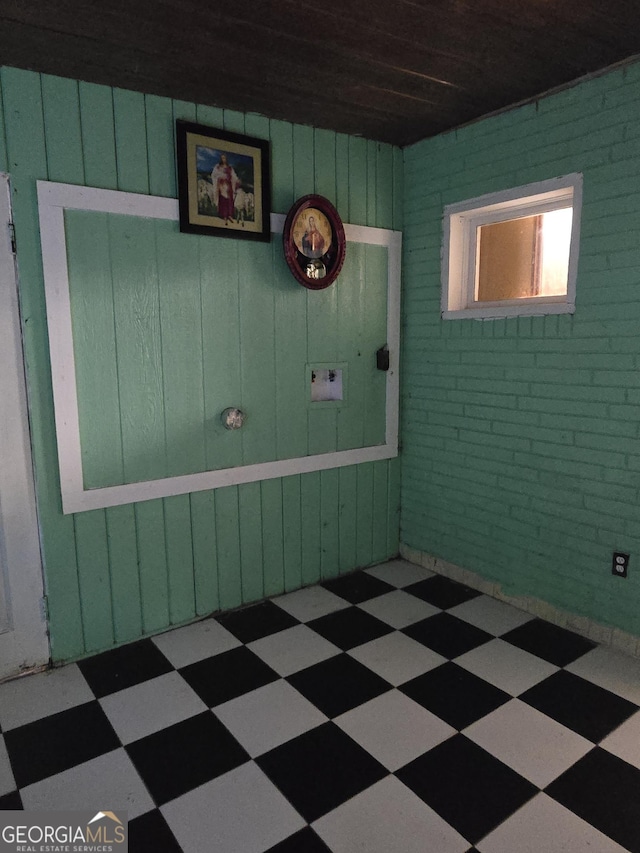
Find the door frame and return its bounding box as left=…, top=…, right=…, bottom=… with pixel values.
left=0, top=171, right=49, bottom=679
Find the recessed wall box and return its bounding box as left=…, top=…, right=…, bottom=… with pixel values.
left=312, top=368, right=343, bottom=402
left=307, top=363, right=348, bottom=407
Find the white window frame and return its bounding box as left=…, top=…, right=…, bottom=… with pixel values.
left=441, top=173, right=582, bottom=320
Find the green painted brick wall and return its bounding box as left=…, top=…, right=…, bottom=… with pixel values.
left=0, top=66, right=402, bottom=663
left=402, top=60, right=640, bottom=637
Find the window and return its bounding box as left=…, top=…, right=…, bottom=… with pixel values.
left=441, top=174, right=582, bottom=319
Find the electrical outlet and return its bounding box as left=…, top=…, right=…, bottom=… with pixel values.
left=612, top=552, right=629, bottom=578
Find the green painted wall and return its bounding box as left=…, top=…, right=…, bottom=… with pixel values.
left=402, top=61, right=640, bottom=637
left=0, top=67, right=402, bottom=662
left=65, top=213, right=389, bottom=487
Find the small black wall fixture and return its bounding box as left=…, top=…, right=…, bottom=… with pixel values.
left=376, top=345, right=390, bottom=371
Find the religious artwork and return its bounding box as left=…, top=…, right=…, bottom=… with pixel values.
left=283, top=195, right=346, bottom=289
left=176, top=120, right=271, bottom=241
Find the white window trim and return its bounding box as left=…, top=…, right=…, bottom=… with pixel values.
left=37, top=181, right=402, bottom=514
left=441, top=173, right=582, bottom=320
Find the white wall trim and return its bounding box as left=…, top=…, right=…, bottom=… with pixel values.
left=37, top=181, right=402, bottom=514
left=400, top=543, right=640, bottom=659
left=0, top=173, right=49, bottom=676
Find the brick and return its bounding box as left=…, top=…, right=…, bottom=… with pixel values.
left=528, top=383, right=624, bottom=403
left=528, top=443, right=623, bottom=472
left=456, top=378, right=527, bottom=395
left=505, top=368, right=592, bottom=385
left=450, top=390, right=518, bottom=408
left=574, top=433, right=638, bottom=457
left=593, top=370, right=640, bottom=387
left=538, top=413, right=636, bottom=437
left=518, top=398, right=608, bottom=418
left=464, top=405, right=539, bottom=424
left=584, top=494, right=639, bottom=523
left=608, top=405, right=640, bottom=421
left=536, top=353, right=634, bottom=370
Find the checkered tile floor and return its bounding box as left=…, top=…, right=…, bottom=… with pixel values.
left=2, top=559, right=640, bottom=852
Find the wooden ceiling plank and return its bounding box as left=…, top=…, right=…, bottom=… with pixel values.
left=0, top=0, right=639, bottom=145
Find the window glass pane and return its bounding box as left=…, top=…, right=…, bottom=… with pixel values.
left=539, top=208, right=572, bottom=296
left=475, top=207, right=571, bottom=303
left=476, top=215, right=539, bottom=302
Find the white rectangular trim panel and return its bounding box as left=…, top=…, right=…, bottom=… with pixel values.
left=37, top=181, right=402, bottom=514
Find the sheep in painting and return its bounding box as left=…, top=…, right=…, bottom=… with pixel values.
left=197, top=178, right=215, bottom=215
left=234, top=188, right=255, bottom=225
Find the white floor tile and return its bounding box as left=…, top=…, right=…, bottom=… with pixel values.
left=5, top=564, right=636, bottom=853
left=313, top=775, right=468, bottom=853
left=248, top=624, right=340, bottom=676
left=20, top=748, right=154, bottom=819
left=99, top=671, right=207, bottom=744
left=476, top=793, right=628, bottom=853
left=349, top=632, right=446, bottom=686
left=272, top=585, right=350, bottom=622
left=448, top=595, right=533, bottom=636
left=213, top=680, right=327, bottom=757
left=464, top=699, right=592, bottom=788
left=0, top=664, right=94, bottom=731
left=358, top=590, right=440, bottom=629
left=365, top=559, right=435, bottom=587
left=151, top=618, right=240, bottom=668
left=163, top=762, right=305, bottom=853
left=566, top=645, right=640, bottom=705
left=601, top=710, right=640, bottom=769
left=455, top=638, right=558, bottom=696
left=335, top=690, right=455, bottom=771
left=0, top=736, right=15, bottom=797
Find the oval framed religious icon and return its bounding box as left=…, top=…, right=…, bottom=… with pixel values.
left=283, top=195, right=346, bottom=290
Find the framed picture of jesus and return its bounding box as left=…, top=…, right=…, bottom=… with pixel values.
left=176, top=120, right=271, bottom=242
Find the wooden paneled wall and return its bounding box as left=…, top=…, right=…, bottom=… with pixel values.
left=65, top=213, right=389, bottom=488
left=0, top=67, right=402, bottom=662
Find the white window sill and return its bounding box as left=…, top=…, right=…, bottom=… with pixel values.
left=442, top=300, right=575, bottom=321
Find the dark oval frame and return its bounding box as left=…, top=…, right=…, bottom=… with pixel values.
left=283, top=195, right=346, bottom=290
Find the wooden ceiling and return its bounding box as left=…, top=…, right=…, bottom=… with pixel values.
left=0, top=0, right=639, bottom=146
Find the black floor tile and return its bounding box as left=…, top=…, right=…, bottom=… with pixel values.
left=520, top=670, right=637, bottom=742
left=126, top=712, right=249, bottom=805
left=404, top=575, right=482, bottom=609
left=77, top=639, right=173, bottom=698
left=179, top=645, right=279, bottom=707
left=321, top=571, right=395, bottom=604
left=216, top=600, right=300, bottom=643
left=128, top=809, right=182, bottom=853
left=0, top=791, right=22, bottom=809
left=4, top=702, right=120, bottom=788
left=400, top=662, right=510, bottom=729
left=308, top=607, right=392, bottom=650
left=287, top=653, right=391, bottom=717
left=397, top=734, right=537, bottom=845
left=265, top=827, right=332, bottom=853
left=257, top=722, right=387, bottom=823
left=546, top=748, right=640, bottom=853
left=501, top=619, right=596, bottom=666
left=403, top=612, right=492, bottom=659
left=3, top=567, right=637, bottom=853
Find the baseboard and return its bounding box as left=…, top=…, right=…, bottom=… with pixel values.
left=400, top=543, right=640, bottom=659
